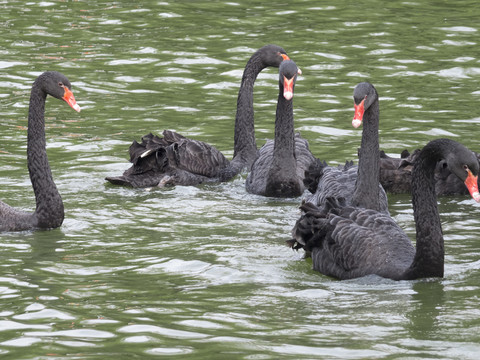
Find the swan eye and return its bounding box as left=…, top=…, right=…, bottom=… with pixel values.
left=464, top=164, right=469, bottom=173
left=58, top=82, right=64, bottom=88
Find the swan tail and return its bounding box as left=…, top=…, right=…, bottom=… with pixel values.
left=104, top=175, right=131, bottom=186
left=400, top=149, right=411, bottom=158
left=291, top=198, right=343, bottom=252
left=342, top=160, right=355, bottom=170
left=105, top=166, right=169, bottom=187
left=105, top=133, right=172, bottom=187
left=286, top=238, right=304, bottom=250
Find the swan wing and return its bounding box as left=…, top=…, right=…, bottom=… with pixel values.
left=168, top=135, right=230, bottom=178
left=126, top=130, right=229, bottom=179
left=292, top=200, right=414, bottom=280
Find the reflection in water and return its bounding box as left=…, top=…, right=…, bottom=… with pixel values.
left=407, top=281, right=445, bottom=340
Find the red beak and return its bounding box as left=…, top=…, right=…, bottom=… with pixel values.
left=352, top=96, right=366, bottom=128
left=62, top=87, right=81, bottom=112
left=464, top=169, right=480, bottom=202
left=283, top=76, right=294, bottom=100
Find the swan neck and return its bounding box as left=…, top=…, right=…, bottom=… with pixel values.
left=352, top=99, right=381, bottom=210
left=264, top=90, right=297, bottom=194
left=27, top=83, right=64, bottom=228
left=272, top=91, right=295, bottom=163
left=405, top=143, right=445, bottom=278
left=232, top=53, right=265, bottom=170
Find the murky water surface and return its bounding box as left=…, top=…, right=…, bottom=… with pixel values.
left=0, top=1, right=479, bottom=358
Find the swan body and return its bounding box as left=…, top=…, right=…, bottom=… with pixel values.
left=291, top=138, right=480, bottom=280
left=380, top=148, right=480, bottom=195
left=246, top=60, right=315, bottom=197
left=106, top=44, right=291, bottom=188
left=305, top=82, right=388, bottom=213
left=0, top=71, right=81, bottom=232
left=107, top=131, right=230, bottom=188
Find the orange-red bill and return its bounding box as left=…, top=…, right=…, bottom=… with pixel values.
left=464, top=169, right=480, bottom=202
left=283, top=76, right=294, bottom=100
left=62, top=87, right=81, bottom=112
left=352, top=97, right=366, bottom=128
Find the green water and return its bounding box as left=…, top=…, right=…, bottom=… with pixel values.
left=1, top=0, right=480, bottom=359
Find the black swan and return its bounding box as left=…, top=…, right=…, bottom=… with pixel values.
left=304, top=82, right=388, bottom=213
left=245, top=60, right=315, bottom=197
left=291, top=138, right=480, bottom=280
left=380, top=147, right=480, bottom=195
left=105, top=44, right=292, bottom=188
left=0, top=71, right=81, bottom=232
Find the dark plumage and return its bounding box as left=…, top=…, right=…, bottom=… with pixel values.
left=305, top=82, right=388, bottom=214
left=246, top=60, right=315, bottom=197
left=380, top=148, right=480, bottom=195
left=0, top=71, right=81, bottom=232
left=291, top=138, right=480, bottom=280
left=105, top=44, right=291, bottom=188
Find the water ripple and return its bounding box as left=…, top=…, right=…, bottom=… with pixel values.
left=118, top=324, right=208, bottom=340
left=25, top=329, right=115, bottom=339
left=0, top=320, right=50, bottom=332
left=1, top=1, right=480, bottom=358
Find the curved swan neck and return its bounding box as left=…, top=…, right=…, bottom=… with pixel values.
left=405, top=141, right=445, bottom=279
left=351, top=98, right=380, bottom=210
left=272, top=90, right=295, bottom=165
left=231, top=52, right=266, bottom=169
left=27, top=82, right=64, bottom=228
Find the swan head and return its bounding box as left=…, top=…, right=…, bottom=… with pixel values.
left=442, top=140, right=480, bottom=202
left=352, top=82, right=378, bottom=128
left=258, top=44, right=290, bottom=68
left=279, top=60, right=299, bottom=101
left=257, top=45, right=302, bottom=77
left=36, top=71, right=81, bottom=112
